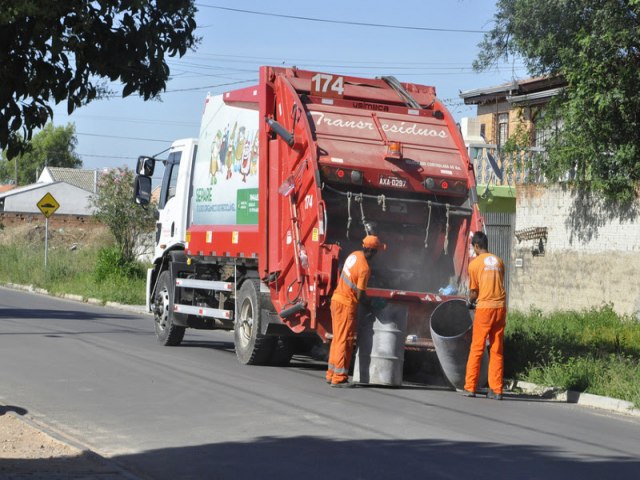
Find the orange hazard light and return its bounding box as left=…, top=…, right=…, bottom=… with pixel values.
left=386, top=141, right=402, bottom=160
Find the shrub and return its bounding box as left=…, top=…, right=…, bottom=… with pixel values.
left=94, top=246, right=145, bottom=282
left=91, top=167, right=156, bottom=264
left=507, top=306, right=640, bottom=406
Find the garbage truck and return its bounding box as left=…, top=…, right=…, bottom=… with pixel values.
left=133, top=66, right=483, bottom=368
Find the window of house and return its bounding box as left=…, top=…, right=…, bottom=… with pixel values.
left=533, top=109, right=563, bottom=148
left=497, top=113, right=509, bottom=147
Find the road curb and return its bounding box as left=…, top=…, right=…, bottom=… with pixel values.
left=514, top=380, right=640, bottom=417
left=1, top=282, right=150, bottom=316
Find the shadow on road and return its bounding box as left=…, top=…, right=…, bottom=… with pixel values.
left=0, top=308, right=143, bottom=322
left=0, top=404, right=28, bottom=416
left=113, top=436, right=640, bottom=480
left=5, top=435, right=639, bottom=480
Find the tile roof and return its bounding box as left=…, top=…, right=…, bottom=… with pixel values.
left=45, top=167, right=96, bottom=192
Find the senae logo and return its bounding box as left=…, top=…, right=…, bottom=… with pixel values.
left=195, top=187, right=212, bottom=202
left=484, top=256, right=499, bottom=267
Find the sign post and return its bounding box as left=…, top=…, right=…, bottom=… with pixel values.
left=37, top=192, right=60, bottom=268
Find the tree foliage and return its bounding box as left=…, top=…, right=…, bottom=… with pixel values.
left=0, top=123, right=81, bottom=185
left=0, top=0, right=198, bottom=159
left=475, top=0, right=640, bottom=201
left=91, top=167, right=156, bottom=265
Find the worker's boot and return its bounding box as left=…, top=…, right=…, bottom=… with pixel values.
left=487, top=390, right=503, bottom=400
left=331, top=380, right=354, bottom=388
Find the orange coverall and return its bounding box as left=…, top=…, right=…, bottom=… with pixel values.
left=326, top=250, right=370, bottom=385
left=464, top=252, right=507, bottom=395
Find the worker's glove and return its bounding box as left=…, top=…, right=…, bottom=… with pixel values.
left=364, top=297, right=386, bottom=315
left=466, top=299, right=477, bottom=310
left=370, top=297, right=387, bottom=311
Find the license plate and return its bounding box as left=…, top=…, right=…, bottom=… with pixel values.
left=378, top=175, right=407, bottom=188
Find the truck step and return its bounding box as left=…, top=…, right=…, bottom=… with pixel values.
left=175, top=278, right=233, bottom=292
left=173, top=303, right=233, bottom=320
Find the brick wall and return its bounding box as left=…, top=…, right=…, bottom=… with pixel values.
left=0, top=212, right=100, bottom=229
left=510, top=184, right=640, bottom=316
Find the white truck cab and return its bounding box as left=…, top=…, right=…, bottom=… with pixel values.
left=144, top=138, right=197, bottom=309
left=153, top=138, right=198, bottom=262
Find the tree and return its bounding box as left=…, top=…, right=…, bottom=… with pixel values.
left=91, top=167, right=156, bottom=266
left=0, top=1, right=198, bottom=159
left=0, top=123, right=81, bottom=185
left=474, top=0, right=640, bottom=201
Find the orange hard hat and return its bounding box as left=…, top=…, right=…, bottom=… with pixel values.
left=362, top=235, right=387, bottom=251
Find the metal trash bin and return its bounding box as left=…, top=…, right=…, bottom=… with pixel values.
left=430, top=299, right=488, bottom=390
left=353, top=303, right=408, bottom=386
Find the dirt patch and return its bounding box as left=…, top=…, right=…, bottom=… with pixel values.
left=0, top=413, right=80, bottom=460
left=0, top=407, right=125, bottom=480
left=0, top=223, right=112, bottom=250
left=0, top=412, right=127, bottom=478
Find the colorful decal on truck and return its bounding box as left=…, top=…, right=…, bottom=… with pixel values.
left=192, top=94, right=260, bottom=226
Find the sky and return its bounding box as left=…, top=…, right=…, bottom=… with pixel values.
left=50, top=0, right=528, bottom=178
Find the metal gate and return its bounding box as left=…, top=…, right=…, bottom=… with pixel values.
left=483, top=212, right=515, bottom=306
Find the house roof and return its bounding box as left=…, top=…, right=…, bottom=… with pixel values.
left=41, top=167, right=96, bottom=192
left=0, top=182, right=48, bottom=198
left=460, top=76, right=567, bottom=105
left=0, top=184, right=16, bottom=193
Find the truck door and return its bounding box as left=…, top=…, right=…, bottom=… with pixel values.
left=155, top=142, right=196, bottom=256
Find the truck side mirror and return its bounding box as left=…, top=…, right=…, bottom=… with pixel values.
left=136, top=156, right=155, bottom=177
left=134, top=175, right=152, bottom=205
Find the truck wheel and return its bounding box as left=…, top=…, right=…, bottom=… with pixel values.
left=153, top=270, right=186, bottom=346
left=234, top=280, right=274, bottom=365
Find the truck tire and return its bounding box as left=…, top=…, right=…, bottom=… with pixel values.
left=234, top=279, right=275, bottom=365
left=153, top=270, right=186, bottom=346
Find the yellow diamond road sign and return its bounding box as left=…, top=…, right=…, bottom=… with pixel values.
left=37, top=192, right=60, bottom=218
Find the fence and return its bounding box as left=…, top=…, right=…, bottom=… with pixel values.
left=467, top=143, right=547, bottom=186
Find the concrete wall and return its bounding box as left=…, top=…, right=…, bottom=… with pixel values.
left=509, top=184, right=640, bottom=316
left=2, top=182, right=93, bottom=215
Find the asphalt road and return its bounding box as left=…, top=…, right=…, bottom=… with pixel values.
left=1, top=286, right=639, bottom=480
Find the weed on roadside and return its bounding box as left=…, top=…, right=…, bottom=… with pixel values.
left=506, top=306, right=640, bottom=407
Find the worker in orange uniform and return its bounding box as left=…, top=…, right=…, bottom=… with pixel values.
left=326, top=235, right=386, bottom=388
left=463, top=231, right=507, bottom=400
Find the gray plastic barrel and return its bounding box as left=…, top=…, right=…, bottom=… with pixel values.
left=353, top=303, right=408, bottom=386
left=430, top=299, right=488, bottom=390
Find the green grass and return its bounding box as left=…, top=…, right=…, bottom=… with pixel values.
left=505, top=306, right=640, bottom=407
left=0, top=242, right=147, bottom=305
